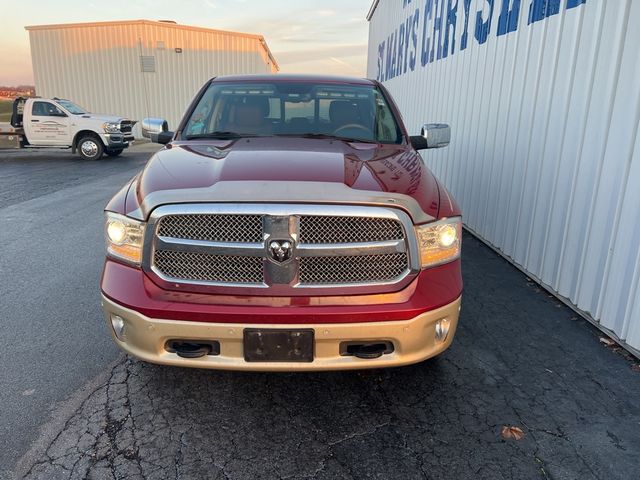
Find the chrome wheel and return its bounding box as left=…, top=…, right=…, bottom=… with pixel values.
left=81, top=139, right=99, bottom=158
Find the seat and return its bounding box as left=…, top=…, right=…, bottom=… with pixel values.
left=226, top=96, right=272, bottom=135
left=329, top=101, right=360, bottom=131
left=287, top=117, right=312, bottom=134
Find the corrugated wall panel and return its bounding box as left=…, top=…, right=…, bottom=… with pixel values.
left=28, top=21, right=277, bottom=137
left=367, top=0, right=640, bottom=353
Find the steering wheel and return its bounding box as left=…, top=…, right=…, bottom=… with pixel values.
left=332, top=124, right=374, bottom=138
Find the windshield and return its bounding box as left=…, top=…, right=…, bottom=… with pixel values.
left=182, top=82, right=403, bottom=144
left=56, top=99, right=87, bottom=115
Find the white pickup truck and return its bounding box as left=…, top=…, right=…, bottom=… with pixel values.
left=3, top=97, right=135, bottom=160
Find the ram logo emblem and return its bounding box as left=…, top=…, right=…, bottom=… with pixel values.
left=268, top=240, right=293, bottom=263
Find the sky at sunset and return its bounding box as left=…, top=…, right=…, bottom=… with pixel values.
left=0, top=0, right=373, bottom=86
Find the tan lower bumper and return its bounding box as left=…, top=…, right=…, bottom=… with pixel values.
left=101, top=295, right=461, bottom=371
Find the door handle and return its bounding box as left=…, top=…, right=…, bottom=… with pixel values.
left=31, top=119, right=39, bottom=123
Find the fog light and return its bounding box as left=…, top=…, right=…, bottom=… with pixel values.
left=110, top=314, right=126, bottom=341
left=435, top=318, right=450, bottom=342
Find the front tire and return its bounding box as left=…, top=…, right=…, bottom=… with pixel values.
left=78, top=135, right=104, bottom=160
left=106, top=149, right=123, bottom=157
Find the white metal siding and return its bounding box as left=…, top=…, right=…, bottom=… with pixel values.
left=27, top=21, right=278, bottom=137
left=367, top=0, right=640, bottom=353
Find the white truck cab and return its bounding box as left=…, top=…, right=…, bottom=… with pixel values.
left=10, top=97, right=135, bottom=160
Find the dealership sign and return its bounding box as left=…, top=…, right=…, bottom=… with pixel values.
left=374, top=0, right=588, bottom=82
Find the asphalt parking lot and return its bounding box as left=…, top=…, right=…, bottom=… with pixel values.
left=2, top=144, right=640, bottom=480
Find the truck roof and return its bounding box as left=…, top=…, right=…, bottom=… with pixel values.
left=211, top=74, right=375, bottom=85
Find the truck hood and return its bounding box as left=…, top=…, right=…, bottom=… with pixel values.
left=129, top=137, right=442, bottom=222
left=78, top=113, right=126, bottom=123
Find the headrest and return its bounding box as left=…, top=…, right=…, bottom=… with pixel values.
left=329, top=101, right=359, bottom=124
left=234, top=104, right=263, bottom=127
left=243, top=96, right=270, bottom=117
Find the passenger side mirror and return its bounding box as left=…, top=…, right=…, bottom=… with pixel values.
left=410, top=123, right=451, bottom=151
left=142, top=117, right=174, bottom=144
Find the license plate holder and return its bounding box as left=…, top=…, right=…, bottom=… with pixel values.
left=243, top=329, right=314, bottom=362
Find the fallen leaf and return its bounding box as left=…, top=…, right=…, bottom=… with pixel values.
left=501, top=425, right=525, bottom=441
left=631, top=364, right=640, bottom=373
left=599, top=337, right=615, bottom=347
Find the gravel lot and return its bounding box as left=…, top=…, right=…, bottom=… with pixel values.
left=2, top=145, right=639, bottom=479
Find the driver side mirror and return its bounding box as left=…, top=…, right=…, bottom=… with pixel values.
left=410, top=123, right=451, bottom=151
left=142, top=117, right=174, bottom=145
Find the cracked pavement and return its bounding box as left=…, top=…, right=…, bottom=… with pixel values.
left=3, top=148, right=640, bottom=479
left=14, top=235, right=640, bottom=480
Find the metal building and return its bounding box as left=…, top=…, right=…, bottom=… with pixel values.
left=367, top=0, right=640, bottom=355
left=25, top=20, right=279, bottom=136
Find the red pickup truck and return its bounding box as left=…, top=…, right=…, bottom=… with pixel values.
left=101, top=74, right=462, bottom=371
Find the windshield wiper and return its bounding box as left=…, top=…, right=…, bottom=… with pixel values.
left=185, top=131, right=264, bottom=140
left=274, top=133, right=378, bottom=144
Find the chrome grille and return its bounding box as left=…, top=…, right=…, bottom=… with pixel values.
left=158, top=214, right=263, bottom=242
left=146, top=204, right=417, bottom=294
left=154, top=250, right=263, bottom=284
left=300, top=253, right=408, bottom=284
left=299, top=216, right=404, bottom=243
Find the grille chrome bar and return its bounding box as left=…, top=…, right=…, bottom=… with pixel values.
left=296, top=240, right=405, bottom=257
left=143, top=204, right=420, bottom=296
left=156, top=236, right=264, bottom=257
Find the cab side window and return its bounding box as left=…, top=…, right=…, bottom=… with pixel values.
left=32, top=102, right=66, bottom=117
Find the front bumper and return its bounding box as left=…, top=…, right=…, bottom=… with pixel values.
left=102, top=133, right=133, bottom=149
left=102, top=294, right=461, bottom=371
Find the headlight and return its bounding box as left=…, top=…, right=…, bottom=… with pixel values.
left=105, top=212, right=145, bottom=265
left=103, top=122, right=121, bottom=133
left=415, top=217, right=462, bottom=268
